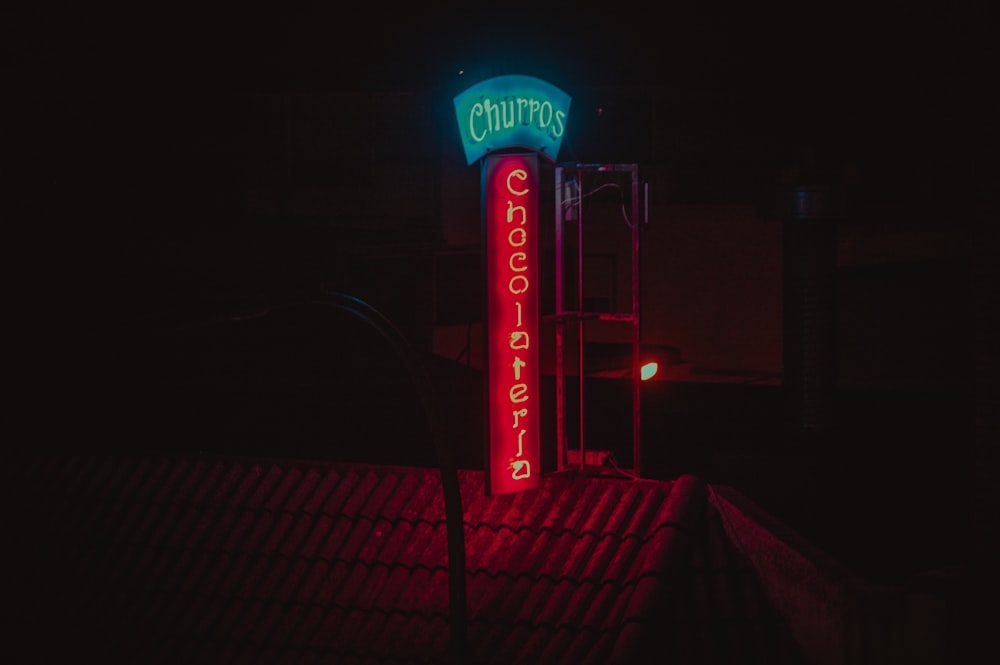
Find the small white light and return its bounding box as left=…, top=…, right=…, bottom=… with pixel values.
left=640, top=362, right=658, bottom=381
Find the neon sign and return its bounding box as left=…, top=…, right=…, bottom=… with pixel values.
left=454, top=75, right=571, bottom=166
left=483, top=153, right=541, bottom=494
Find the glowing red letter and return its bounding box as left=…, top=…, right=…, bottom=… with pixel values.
left=484, top=154, right=540, bottom=494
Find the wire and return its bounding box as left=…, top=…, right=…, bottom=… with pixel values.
left=561, top=180, right=637, bottom=229
left=604, top=453, right=638, bottom=480
left=737, top=372, right=783, bottom=385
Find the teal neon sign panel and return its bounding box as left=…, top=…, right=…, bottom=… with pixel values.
left=453, top=75, right=571, bottom=165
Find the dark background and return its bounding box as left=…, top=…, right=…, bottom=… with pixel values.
left=10, top=3, right=996, bottom=308
left=7, top=2, right=998, bottom=592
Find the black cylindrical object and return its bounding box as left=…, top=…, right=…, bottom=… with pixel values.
left=779, top=185, right=840, bottom=444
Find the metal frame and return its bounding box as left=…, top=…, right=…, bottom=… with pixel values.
left=550, top=164, right=642, bottom=477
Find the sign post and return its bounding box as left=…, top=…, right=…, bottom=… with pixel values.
left=454, top=74, right=571, bottom=495
left=482, top=153, right=541, bottom=494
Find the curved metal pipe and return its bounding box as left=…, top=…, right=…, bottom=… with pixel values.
left=311, top=292, right=469, bottom=665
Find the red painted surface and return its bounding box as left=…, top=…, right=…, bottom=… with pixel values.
left=484, top=153, right=541, bottom=494
left=17, top=455, right=817, bottom=665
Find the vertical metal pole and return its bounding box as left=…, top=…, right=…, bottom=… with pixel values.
left=554, top=167, right=566, bottom=471
left=631, top=166, right=641, bottom=478
left=780, top=185, right=839, bottom=446
left=577, top=167, right=585, bottom=469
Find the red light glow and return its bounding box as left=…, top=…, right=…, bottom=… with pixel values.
left=484, top=154, right=541, bottom=495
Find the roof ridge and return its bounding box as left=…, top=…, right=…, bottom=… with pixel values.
left=608, top=473, right=709, bottom=664
left=708, top=483, right=861, bottom=665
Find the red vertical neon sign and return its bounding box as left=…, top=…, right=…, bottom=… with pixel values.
left=483, top=153, right=541, bottom=495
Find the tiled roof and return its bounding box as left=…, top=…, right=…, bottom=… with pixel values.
left=12, top=454, right=809, bottom=665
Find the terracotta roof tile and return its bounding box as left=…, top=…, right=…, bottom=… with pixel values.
left=14, top=453, right=815, bottom=664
